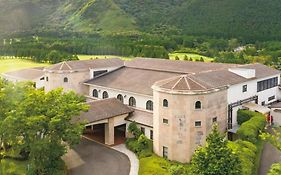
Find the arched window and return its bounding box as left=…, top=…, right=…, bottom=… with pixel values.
left=129, top=97, right=136, bottom=107
left=93, top=89, right=98, bottom=98
left=146, top=100, right=153, bottom=111
left=102, top=91, right=109, bottom=99
left=117, top=94, right=123, bottom=103
left=64, top=77, right=68, bottom=83
left=195, top=101, right=202, bottom=109
left=163, top=99, right=168, bottom=107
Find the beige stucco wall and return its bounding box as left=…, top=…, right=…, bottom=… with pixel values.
left=153, top=89, right=228, bottom=163
left=44, top=71, right=89, bottom=94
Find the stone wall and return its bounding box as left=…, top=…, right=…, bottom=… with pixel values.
left=153, top=89, right=228, bottom=163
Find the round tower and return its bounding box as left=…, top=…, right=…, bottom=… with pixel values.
left=152, top=75, right=228, bottom=163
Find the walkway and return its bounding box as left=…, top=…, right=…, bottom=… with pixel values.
left=63, top=138, right=130, bottom=175
left=113, top=144, right=139, bottom=175
left=259, top=127, right=281, bottom=175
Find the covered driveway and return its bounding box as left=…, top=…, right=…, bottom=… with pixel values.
left=76, top=98, right=134, bottom=145
left=63, top=138, right=130, bottom=175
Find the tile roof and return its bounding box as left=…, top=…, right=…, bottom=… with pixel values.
left=77, top=98, right=134, bottom=124
left=126, top=109, right=153, bottom=127
left=85, top=67, right=180, bottom=96
left=125, top=58, right=238, bottom=74
left=1, top=67, right=45, bottom=80
left=85, top=59, right=280, bottom=94
left=154, top=75, right=209, bottom=91
left=45, top=58, right=124, bottom=71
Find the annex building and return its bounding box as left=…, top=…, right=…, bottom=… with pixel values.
left=3, top=58, right=281, bottom=163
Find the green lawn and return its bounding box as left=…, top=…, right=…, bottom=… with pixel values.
left=139, top=154, right=192, bottom=175
left=0, top=58, right=49, bottom=73
left=78, top=54, right=133, bottom=61
left=78, top=53, right=214, bottom=62
left=169, top=53, right=214, bottom=62
left=0, top=159, right=28, bottom=175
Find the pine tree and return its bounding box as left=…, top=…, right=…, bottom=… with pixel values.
left=191, top=124, right=241, bottom=175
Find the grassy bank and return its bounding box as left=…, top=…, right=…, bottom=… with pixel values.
left=253, top=139, right=265, bottom=175
left=139, top=154, right=192, bottom=175
left=0, top=58, right=49, bottom=73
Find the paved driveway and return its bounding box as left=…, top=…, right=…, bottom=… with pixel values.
left=63, top=138, right=130, bottom=175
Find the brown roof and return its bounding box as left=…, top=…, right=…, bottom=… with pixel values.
left=125, top=58, right=238, bottom=74
left=45, top=58, right=124, bottom=72
left=126, top=109, right=153, bottom=127
left=154, top=75, right=209, bottom=91
left=239, top=63, right=280, bottom=79
left=1, top=67, right=45, bottom=80
left=85, top=67, right=180, bottom=96
left=85, top=59, right=280, bottom=93
left=77, top=98, right=134, bottom=124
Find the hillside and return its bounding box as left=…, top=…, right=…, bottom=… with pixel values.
left=0, top=0, right=281, bottom=40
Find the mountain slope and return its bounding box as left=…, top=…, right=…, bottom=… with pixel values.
left=0, top=0, right=281, bottom=40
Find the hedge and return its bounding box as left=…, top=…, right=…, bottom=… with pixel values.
left=236, top=112, right=266, bottom=143
left=237, top=109, right=262, bottom=125
left=228, top=140, right=257, bottom=175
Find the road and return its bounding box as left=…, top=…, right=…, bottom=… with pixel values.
left=63, top=138, right=130, bottom=175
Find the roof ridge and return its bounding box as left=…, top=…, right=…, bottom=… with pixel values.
left=171, top=77, right=184, bottom=90
left=186, top=75, right=208, bottom=90
left=183, top=76, right=191, bottom=90
left=64, top=61, right=72, bottom=70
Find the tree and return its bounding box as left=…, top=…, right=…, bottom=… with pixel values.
left=0, top=80, right=88, bottom=174
left=191, top=124, right=241, bottom=175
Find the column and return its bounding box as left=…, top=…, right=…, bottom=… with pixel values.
left=104, top=118, right=114, bottom=145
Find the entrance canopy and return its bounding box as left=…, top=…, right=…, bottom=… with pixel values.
left=242, top=102, right=270, bottom=114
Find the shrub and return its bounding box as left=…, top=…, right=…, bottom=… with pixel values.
left=169, top=164, right=187, bottom=175
left=125, top=134, right=153, bottom=158
left=128, top=122, right=142, bottom=138
left=237, top=114, right=266, bottom=143
left=228, top=140, right=257, bottom=175
left=237, top=109, right=254, bottom=125
left=268, top=163, right=281, bottom=175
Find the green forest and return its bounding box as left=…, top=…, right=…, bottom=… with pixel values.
left=0, top=0, right=281, bottom=67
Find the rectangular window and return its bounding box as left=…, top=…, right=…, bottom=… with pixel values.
left=268, top=95, right=275, bottom=101
left=212, top=117, right=217, bottom=123
left=141, top=127, right=145, bottom=134
left=257, top=77, right=278, bottom=92
left=195, top=121, right=202, bottom=127
left=163, top=146, right=168, bottom=158
left=150, top=130, right=153, bottom=140
left=242, top=85, right=247, bottom=92
left=163, top=118, right=169, bottom=124
left=261, top=101, right=265, bottom=106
